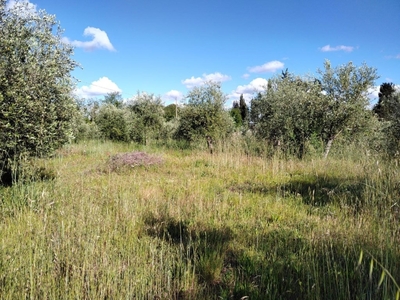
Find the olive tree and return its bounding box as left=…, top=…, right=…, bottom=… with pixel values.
left=0, top=0, right=78, bottom=181
left=251, top=74, right=325, bottom=158
left=95, top=104, right=129, bottom=142
left=175, top=82, right=234, bottom=143
left=318, top=60, right=378, bottom=158
left=127, top=92, right=165, bottom=144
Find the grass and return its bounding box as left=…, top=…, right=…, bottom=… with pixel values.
left=0, top=140, right=399, bottom=299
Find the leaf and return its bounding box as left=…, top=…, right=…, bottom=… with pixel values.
left=357, top=250, right=363, bottom=267
left=396, top=289, right=400, bottom=300
left=369, top=259, right=374, bottom=281
left=378, top=271, right=385, bottom=287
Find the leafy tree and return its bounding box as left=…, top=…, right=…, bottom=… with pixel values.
left=318, top=60, right=379, bottom=158
left=0, top=0, right=78, bottom=182
left=374, top=89, right=400, bottom=157
left=251, top=73, right=325, bottom=158
left=230, top=100, right=242, bottom=127
left=95, top=104, right=128, bottom=141
left=103, top=92, right=124, bottom=109
left=373, top=82, right=396, bottom=120
left=164, top=103, right=179, bottom=121
left=127, top=92, right=165, bottom=144
left=175, top=82, right=234, bottom=142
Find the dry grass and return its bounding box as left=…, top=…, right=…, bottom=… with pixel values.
left=0, top=140, right=399, bottom=299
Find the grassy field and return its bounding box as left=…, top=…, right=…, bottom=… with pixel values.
left=0, top=140, right=399, bottom=299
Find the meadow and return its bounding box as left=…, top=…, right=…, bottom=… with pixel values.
left=0, top=140, right=399, bottom=299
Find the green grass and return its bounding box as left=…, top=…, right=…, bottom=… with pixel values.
left=0, top=140, right=399, bottom=299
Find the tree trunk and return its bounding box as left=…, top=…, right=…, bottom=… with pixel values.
left=206, top=136, right=214, bottom=154
left=323, top=130, right=343, bottom=159
left=323, top=138, right=334, bottom=159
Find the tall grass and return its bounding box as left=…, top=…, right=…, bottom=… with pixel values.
left=0, top=140, right=399, bottom=299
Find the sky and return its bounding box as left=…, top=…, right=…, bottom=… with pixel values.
left=6, top=0, right=400, bottom=105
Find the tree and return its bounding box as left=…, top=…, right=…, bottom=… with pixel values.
left=250, top=73, right=325, bottom=158
left=175, top=82, right=234, bottom=142
left=127, top=92, right=165, bottom=144
left=318, top=60, right=378, bottom=158
left=95, top=104, right=128, bottom=142
left=373, top=82, right=396, bottom=120
left=164, top=103, right=179, bottom=122
left=230, top=100, right=242, bottom=127
left=0, top=0, right=78, bottom=182
left=239, top=94, right=249, bottom=125
left=103, top=92, right=124, bottom=109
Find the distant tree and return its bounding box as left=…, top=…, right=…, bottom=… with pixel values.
left=230, top=100, right=242, bottom=127
left=164, top=103, right=179, bottom=121
left=103, top=92, right=124, bottom=108
left=239, top=94, right=249, bottom=125
left=374, top=89, right=400, bottom=157
left=0, top=0, right=78, bottom=183
left=318, top=60, right=379, bottom=158
left=373, top=82, right=396, bottom=120
left=127, top=92, right=164, bottom=144
left=281, top=68, right=290, bottom=80
left=175, top=82, right=234, bottom=142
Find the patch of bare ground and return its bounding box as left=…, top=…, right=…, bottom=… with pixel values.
left=108, top=151, right=163, bottom=171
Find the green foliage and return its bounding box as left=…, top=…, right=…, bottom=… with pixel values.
left=103, top=92, right=124, bottom=108
left=175, top=82, right=234, bottom=142
left=373, top=82, right=397, bottom=120
left=164, top=103, right=179, bottom=121
left=376, top=91, right=400, bottom=157
left=230, top=107, right=242, bottom=127
left=95, top=104, right=129, bottom=141
left=251, top=74, right=325, bottom=158
left=318, top=60, right=379, bottom=157
left=127, top=92, right=165, bottom=144
left=239, top=93, right=249, bottom=124
left=0, top=0, right=78, bottom=182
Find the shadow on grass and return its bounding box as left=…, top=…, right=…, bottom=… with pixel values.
left=283, top=174, right=365, bottom=207
left=141, top=210, right=400, bottom=299
left=143, top=212, right=234, bottom=297
left=229, top=174, right=366, bottom=208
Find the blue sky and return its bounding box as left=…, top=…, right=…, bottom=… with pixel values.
left=7, top=0, right=400, bottom=105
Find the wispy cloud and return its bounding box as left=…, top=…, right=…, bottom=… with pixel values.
left=63, top=27, right=115, bottom=52
left=6, top=0, right=37, bottom=15
left=229, top=78, right=269, bottom=101
left=320, top=45, right=354, bottom=52
left=248, top=61, right=284, bottom=73
left=163, top=90, right=184, bottom=103
left=182, top=72, right=231, bottom=89
left=75, top=77, right=121, bottom=98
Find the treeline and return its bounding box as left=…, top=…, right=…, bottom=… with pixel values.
left=73, top=61, right=400, bottom=159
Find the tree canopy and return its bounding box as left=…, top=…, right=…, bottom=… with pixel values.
left=0, top=0, right=78, bottom=182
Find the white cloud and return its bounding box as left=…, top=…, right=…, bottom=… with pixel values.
left=182, top=72, right=231, bottom=89
left=368, top=86, right=380, bottom=102
left=248, top=60, right=284, bottom=73
left=242, top=73, right=250, bottom=79
left=320, top=45, right=354, bottom=52
left=368, top=84, right=400, bottom=104
left=163, top=90, right=184, bottom=103
left=74, top=77, right=122, bottom=98
left=229, top=78, right=269, bottom=101
left=63, top=27, right=115, bottom=52
left=6, top=0, right=37, bottom=15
